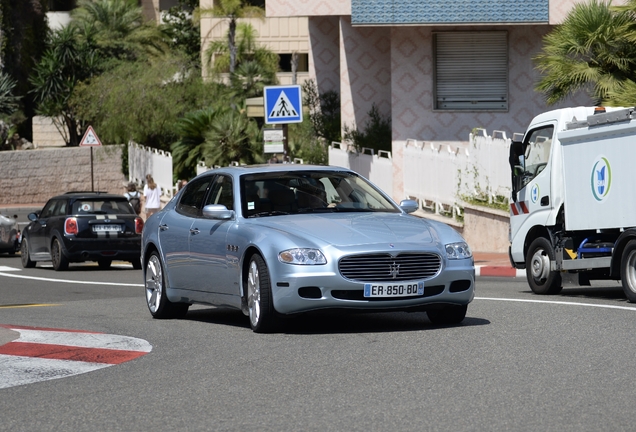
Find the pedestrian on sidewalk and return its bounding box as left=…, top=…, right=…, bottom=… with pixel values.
left=143, top=174, right=161, bottom=219
left=124, top=182, right=142, bottom=215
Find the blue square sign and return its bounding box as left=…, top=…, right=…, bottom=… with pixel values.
left=264, top=85, right=303, bottom=124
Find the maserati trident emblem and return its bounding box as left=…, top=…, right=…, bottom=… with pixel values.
left=389, top=262, right=400, bottom=279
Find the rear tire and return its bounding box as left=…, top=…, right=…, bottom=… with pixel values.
left=98, top=259, right=112, bottom=269
left=132, top=259, right=142, bottom=270
left=621, top=240, right=636, bottom=302
left=20, top=238, right=35, bottom=268
left=145, top=252, right=189, bottom=319
left=51, top=238, right=69, bottom=271
left=526, top=237, right=562, bottom=294
left=246, top=254, right=278, bottom=333
left=427, top=304, right=468, bottom=325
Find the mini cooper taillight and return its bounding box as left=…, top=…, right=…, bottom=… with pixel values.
left=135, top=217, right=144, bottom=234
left=64, top=217, right=78, bottom=235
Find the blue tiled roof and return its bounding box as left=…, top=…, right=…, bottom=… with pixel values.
left=352, top=0, right=549, bottom=24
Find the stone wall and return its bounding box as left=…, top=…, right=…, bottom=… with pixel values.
left=32, top=116, right=67, bottom=148
left=461, top=204, right=510, bottom=253
left=0, top=146, right=127, bottom=205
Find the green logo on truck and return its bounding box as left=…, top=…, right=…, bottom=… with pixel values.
left=591, top=156, right=611, bottom=201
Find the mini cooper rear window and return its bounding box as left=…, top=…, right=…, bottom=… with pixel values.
left=72, top=200, right=135, bottom=215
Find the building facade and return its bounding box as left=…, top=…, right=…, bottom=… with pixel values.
left=265, top=0, right=609, bottom=199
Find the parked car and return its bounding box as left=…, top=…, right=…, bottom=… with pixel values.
left=142, top=165, right=475, bottom=332
left=0, top=213, right=19, bottom=255
left=21, top=192, right=144, bottom=270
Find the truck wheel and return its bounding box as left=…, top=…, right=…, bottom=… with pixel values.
left=526, top=237, right=562, bottom=295
left=620, top=240, right=636, bottom=302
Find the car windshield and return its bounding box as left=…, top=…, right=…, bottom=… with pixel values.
left=72, top=199, right=135, bottom=215
left=241, top=170, right=399, bottom=217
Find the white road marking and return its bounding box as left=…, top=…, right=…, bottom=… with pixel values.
left=16, top=330, right=152, bottom=352
left=0, top=355, right=110, bottom=389
left=0, top=271, right=143, bottom=287
left=0, top=266, right=19, bottom=272
left=475, top=296, right=636, bottom=311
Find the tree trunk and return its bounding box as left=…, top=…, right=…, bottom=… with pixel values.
left=228, top=18, right=237, bottom=73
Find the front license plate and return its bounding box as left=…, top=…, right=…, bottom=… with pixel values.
left=93, top=224, right=122, bottom=233
left=363, top=281, right=424, bottom=298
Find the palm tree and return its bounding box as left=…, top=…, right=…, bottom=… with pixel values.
left=230, top=59, right=277, bottom=99
left=72, top=0, right=166, bottom=61
left=534, top=0, right=636, bottom=105
left=171, top=107, right=226, bottom=179
left=0, top=72, right=20, bottom=116
left=203, top=0, right=265, bottom=73
left=30, top=25, right=100, bottom=146
left=203, top=108, right=263, bottom=166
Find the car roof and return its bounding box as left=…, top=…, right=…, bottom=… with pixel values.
left=49, top=192, right=127, bottom=201
left=198, top=164, right=354, bottom=177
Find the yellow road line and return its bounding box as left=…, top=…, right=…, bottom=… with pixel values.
left=0, top=304, right=60, bottom=309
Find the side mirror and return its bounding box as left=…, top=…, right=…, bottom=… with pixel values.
left=202, top=204, right=234, bottom=220
left=399, top=199, right=419, bottom=214
left=28, top=212, right=38, bottom=222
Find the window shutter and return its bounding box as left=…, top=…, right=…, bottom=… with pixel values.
left=434, top=32, right=508, bottom=110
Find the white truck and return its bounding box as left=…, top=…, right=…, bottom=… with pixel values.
left=509, top=106, right=636, bottom=301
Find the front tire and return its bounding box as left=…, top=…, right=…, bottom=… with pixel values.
left=20, top=238, right=35, bottom=268
left=51, top=238, right=69, bottom=271
left=526, top=237, right=562, bottom=294
left=145, top=252, right=189, bottom=319
left=246, top=254, right=278, bottom=333
left=427, top=304, right=468, bottom=325
left=621, top=240, right=636, bottom=302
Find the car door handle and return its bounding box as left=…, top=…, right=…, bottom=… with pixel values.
left=190, top=228, right=200, bottom=235
left=159, top=224, right=168, bottom=231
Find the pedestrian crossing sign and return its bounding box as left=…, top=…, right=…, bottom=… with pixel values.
left=264, top=85, right=303, bottom=124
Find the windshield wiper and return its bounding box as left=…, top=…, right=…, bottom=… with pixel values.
left=248, top=210, right=290, bottom=218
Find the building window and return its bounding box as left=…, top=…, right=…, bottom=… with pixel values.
left=434, top=31, right=508, bottom=111
left=48, top=0, right=75, bottom=11
left=279, top=54, right=309, bottom=73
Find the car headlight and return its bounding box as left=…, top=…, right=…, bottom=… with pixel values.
left=445, top=242, right=472, bottom=260
left=279, top=248, right=327, bottom=265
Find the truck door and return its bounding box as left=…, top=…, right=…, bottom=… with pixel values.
left=510, top=124, right=555, bottom=245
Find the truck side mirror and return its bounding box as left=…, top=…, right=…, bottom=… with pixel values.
left=509, top=141, right=525, bottom=202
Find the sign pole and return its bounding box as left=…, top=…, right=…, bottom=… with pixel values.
left=90, top=147, right=94, bottom=192
left=283, top=124, right=289, bottom=161
left=79, top=125, right=102, bottom=192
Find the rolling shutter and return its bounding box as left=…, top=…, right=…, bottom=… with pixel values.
left=434, top=32, right=508, bottom=111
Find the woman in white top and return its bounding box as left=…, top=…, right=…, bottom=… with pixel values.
left=143, top=174, right=162, bottom=218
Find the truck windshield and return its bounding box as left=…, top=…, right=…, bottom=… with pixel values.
left=521, top=125, right=554, bottom=186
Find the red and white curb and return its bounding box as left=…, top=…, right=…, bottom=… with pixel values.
left=0, top=325, right=152, bottom=389
left=475, top=266, right=524, bottom=278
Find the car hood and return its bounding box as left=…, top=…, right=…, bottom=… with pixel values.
left=249, top=212, right=437, bottom=247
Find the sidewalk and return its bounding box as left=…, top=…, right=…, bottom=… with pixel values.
left=473, top=252, right=523, bottom=278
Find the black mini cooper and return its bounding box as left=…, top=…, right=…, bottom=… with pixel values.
left=21, top=192, right=144, bottom=270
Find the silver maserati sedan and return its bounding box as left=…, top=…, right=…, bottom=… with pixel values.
left=142, top=164, right=474, bottom=332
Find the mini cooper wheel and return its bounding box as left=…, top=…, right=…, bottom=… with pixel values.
left=526, top=237, right=562, bottom=295
left=621, top=240, right=636, bottom=302
left=98, top=259, right=112, bottom=269
left=427, top=304, right=468, bottom=325
left=246, top=254, right=277, bottom=333
left=145, top=252, right=189, bottom=319
left=51, top=238, right=69, bottom=271
left=20, top=238, right=35, bottom=268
